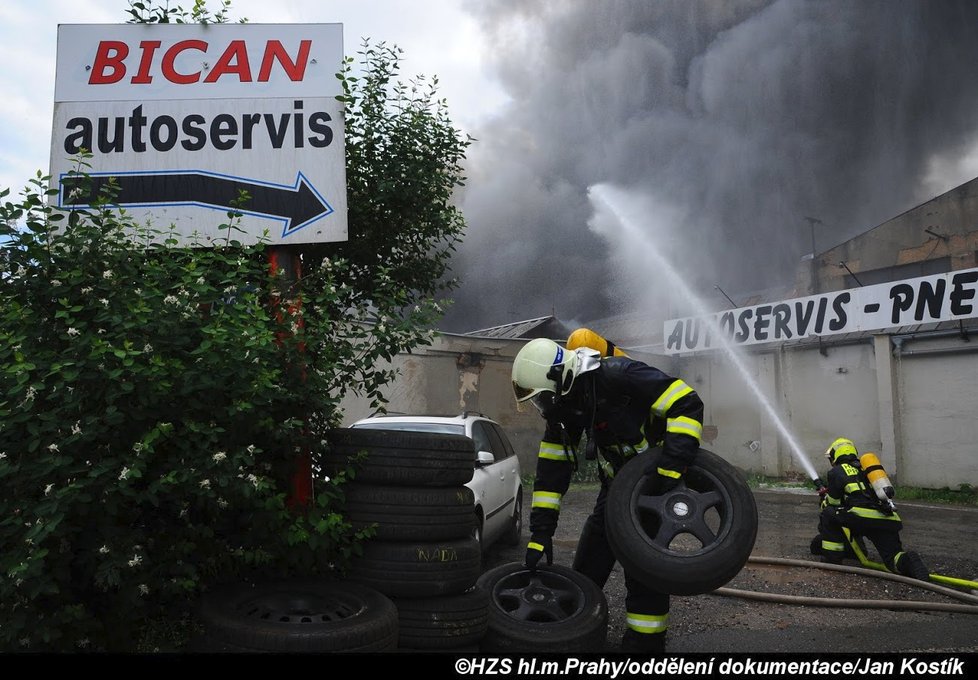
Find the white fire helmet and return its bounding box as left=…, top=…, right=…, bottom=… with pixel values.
left=511, top=338, right=600, bottom=404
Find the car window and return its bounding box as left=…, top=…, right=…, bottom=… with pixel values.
left=353, top=422, right=465, bottom=436
left=488, top=423, right=516, bottom=460
left=470, top=421, right=496, bottom=455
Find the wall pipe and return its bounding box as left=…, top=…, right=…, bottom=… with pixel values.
left=895, top=344, right=978, bottom=358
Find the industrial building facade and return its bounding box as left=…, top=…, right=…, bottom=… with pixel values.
left=341, top=177, right=978, bottom=489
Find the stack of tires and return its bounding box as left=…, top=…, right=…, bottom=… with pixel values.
left=325, top=428, right=489, bottom=651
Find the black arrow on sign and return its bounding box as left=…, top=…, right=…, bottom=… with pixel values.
left=59, top=170, right=333, bottom=238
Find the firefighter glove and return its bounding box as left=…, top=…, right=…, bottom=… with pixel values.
left=525, top=534, right=553, bottom=572
left=645, top=459, right=685, bottom=495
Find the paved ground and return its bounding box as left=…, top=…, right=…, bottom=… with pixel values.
left=483, top=486, right=978, bottom=653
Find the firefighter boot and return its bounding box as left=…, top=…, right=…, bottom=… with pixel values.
left=896, top=551, right=930, bottom=581
left=621, top=628, right=665, bottom=654
left=810, top=535, right=821, bottom=556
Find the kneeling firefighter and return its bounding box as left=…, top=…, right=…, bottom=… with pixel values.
left=814, top=437, right=930, bottom=580
left=512, top=334, right=704, bottom=652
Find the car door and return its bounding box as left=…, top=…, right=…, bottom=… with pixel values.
left=470, top=420, right=507, bottom=540
left=486, top=422, right=521, bottom=525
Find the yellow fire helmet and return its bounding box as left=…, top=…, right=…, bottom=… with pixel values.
left=566, top=327, right=628, bottom=358
left=825, top=437, right=858, bottom=463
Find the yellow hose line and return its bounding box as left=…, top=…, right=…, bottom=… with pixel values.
left=930, top=573, right=978, bottom=591
left=842, top=528, right=978, bottom=591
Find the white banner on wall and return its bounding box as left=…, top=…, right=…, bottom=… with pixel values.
left=664, top=267, right=978, bottom=355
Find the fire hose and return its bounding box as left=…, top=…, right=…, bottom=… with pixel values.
left=714, top=556, right=978, bottom=614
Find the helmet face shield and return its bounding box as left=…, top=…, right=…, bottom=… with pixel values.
left=512, top=380, right=538, bottom=403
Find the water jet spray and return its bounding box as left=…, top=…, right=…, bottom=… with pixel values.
left=587, top=183, right=820, bottom=481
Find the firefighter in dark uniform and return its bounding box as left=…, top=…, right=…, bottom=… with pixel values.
left=511, top=335, right=704, bottom=652
left=816, top=437, right=930, bottom=580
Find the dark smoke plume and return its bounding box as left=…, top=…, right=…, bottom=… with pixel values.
left=442, top=0, right=978, bottom=333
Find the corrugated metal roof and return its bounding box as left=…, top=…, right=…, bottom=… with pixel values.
left=463, top=315, right=571, bottom=340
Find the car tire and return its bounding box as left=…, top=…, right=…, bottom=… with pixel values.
left=605, top=448, right=758, bottom=596
left=345, top=484, right=475, bottom=541
left=350, top=537, right=482, bottom=598
left=324, top=428, right=475, bottom=487
left=500, top=489, right=523, bottom=547
left=393, top=588, right=490, bottom=650
left=477, top=563, right=608, bottom=653
left=198, top=579, right=398, bottom=652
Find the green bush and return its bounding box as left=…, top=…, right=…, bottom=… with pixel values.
left=0, top=178, right=361, bottom=650
left=0, top=33, right=469, bottom=650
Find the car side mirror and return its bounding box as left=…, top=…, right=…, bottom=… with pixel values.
left=476, top=450, right=495, bottom=466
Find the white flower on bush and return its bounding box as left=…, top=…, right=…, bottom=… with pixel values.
left=66, top=328, right=80, bottom=337
left=44, top=484, right=54, bottom=496
left=200, top=479, right=211, bottom=489
left=76, top=639, right=90, bottom=649
left=128, top=554, right=142, bottom=567
left=196, top=276, right=206, bottom=285
left=99, top=298, right=109, bottom=307
left=164, top=295, right=179, bottom=305
left=119, top=466, right=130, bottom=481
left=81, top=286, right=93, bottom=294
left=0, top=452, right=6, bottom=460
left=138, top=584, right=149, bottom=596
left=50, top=279, right=62, bottom=287
left=246, top=444, right=256, bottom=454
left=71, top=422, right=82, bottom=436
left=247, top=474, right=259, bottom=489
left=103, top=269, right=113, bottom=279
left=132, top=442, right=144, bottom=454
left=47, top=443, right=59, bottom=453
left=212, top=451, right=227, bottom=463
left=217, top=498, right=229, bottom=509
left=143, top=344, right=153, bottom=353
left=99, top=545, right=110, bottom=554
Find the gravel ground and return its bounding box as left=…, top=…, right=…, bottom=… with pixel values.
left=483, top=486, right=978, bottom=653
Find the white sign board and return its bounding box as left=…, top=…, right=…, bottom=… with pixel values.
left=664, top=267, right=978, bottom=355
left=50, top=24, right=347, bottom=246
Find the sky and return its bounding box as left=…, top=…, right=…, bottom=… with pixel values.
left=5, top=1, right=978, bottom=335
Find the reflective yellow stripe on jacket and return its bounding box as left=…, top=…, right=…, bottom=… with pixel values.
left=651, top=380, right=693, bottom=417
left=667, top=415, right=703, bottom=440
left=847, top=506, right=900, bottom=521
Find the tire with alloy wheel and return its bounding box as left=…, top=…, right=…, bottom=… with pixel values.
left=323, top=428, right=475, bottom=487
left=198, top=580, right=398, bottom=652
left=606, top=448, right=758, bottom=596
left=476, top=562, right=608, bottom=653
